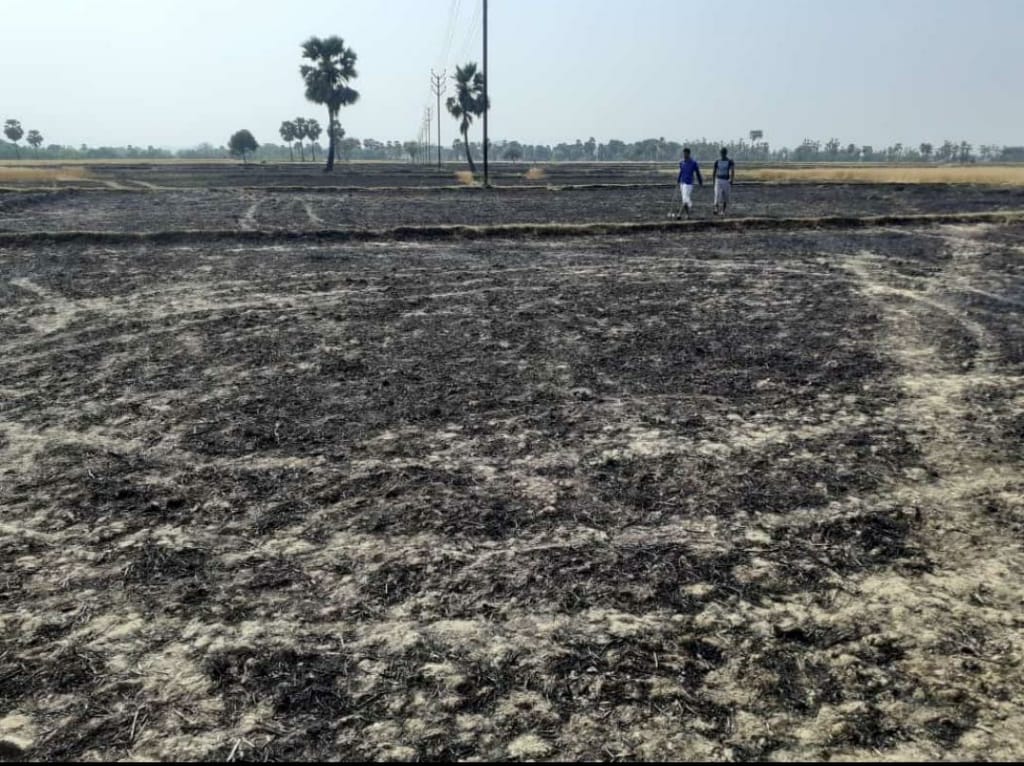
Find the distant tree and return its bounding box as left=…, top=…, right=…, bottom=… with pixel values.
left=605, top=139, right=626, bottom=161
left=331, top=123, right=346, bottom=153
left=446, top=62, right=488, bottom=174
left=861, top=145, right=874, bottom=162
left=26, top=130, right=44, bottom=158
left=919, top=142, right=933, bottom=161
left=279, top=121, right=297, bottom=161
left=228, top=129, right=259, bottom=164
left=338, top=136, right=360, bottom=161
left=306, top=119, right=322, bottom=161
left=979, top=144, right=1002, bottom=162
left=583, top=136, right=597, bottom=161
left=364, top=138, right=385, bottom=159
left=300, top=36, right=360, bottom=172
left=4, top=120, right=24, bottom=158
left=503, top=141, right=523, bottom=162
left=880, top=143, right=902, bottom=162
left=402, top=140, right=419, bottom=163
left=655, top=137, right=667, bottom=161
left=749, top=130, right=764, bottom=145
left=845, top=143, right=859, bottom=159
left=793, top=139, right=820, bottom=161
left=959, top=141, right=973, bottom=163
left=824, top=138, right=841, bottom=157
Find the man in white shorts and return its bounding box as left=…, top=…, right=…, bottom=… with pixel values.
left=713, top=147, right=735, bottom=216
left=673, top=147, right=704, bottom=219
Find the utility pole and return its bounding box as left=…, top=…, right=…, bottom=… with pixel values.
left=424, top=106, right=432, bottom=165
left=482, top=0, right=489, bottom=186
left=431, top=69, right=446, bottom=170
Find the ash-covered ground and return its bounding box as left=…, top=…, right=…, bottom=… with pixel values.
left=2, top=218, right=1023, bottom=760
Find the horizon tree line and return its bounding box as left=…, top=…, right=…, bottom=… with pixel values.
left=5, top=130, right=1021, bottom=165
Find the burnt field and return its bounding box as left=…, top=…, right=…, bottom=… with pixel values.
left=1, top=169, right=1024, bottom=761
left=2, top=181, right=1023, bottom=234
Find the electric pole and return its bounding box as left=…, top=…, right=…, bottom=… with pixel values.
left=482, top=0, right=489, bottom=186
left=424, top=106, right=432, bottom=165
left=431, top=69, right=446, bottom=170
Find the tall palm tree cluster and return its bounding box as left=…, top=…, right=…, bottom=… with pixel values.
left=278, top=118, right=323, bottom=162
left=299, top=35, right=488, bottom=175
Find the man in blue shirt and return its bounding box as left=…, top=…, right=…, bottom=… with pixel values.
left=673, top=148, right=703, bottom=219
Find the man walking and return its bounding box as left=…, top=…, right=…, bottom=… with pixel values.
left=674, top=147, right=703, bottom=219
left=713, top=147, right=736, bottom=216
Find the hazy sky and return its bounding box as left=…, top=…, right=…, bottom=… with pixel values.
left=3, top=0, right=1022, bottom=149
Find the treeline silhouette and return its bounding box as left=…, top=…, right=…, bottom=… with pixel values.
left=2, top=136, right=1022, bottom=164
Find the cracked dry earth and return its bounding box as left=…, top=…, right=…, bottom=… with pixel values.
left=1, top=224, right=1023, bottom=761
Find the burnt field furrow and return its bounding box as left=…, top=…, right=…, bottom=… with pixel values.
left=2, top=183, right=1023, bottom=233
left=1, top=224, right=1023, bottom=761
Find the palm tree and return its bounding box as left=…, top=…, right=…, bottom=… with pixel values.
left=27, top=130, right=44, bottom=158
left=446, top=63, right=488, bottom=174
left=280, top=121, right=297, bottom=161
left=293, top=117, right=308, bottom=161
left=300, top=36, right=360, bottom=173
left=3, top=120, right=24, bottom=158
left=306, top=119, right=322, bottom=162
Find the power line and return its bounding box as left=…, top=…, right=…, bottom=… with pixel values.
left=437, top=0, right=462, bottom=70
left=419, top=1, right=460, bottom=169
left=456, top=1, right=482, bottom=64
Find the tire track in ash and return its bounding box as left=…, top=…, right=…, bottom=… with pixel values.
left=239, top=194, right=263, bottom=231
left=841, top=234, right=1024, bottom=756
left=302, top=198, right=324, bottom=227
left=7, top=278, right=88, bottom=335
left=849, top=252, right=998, bottom=365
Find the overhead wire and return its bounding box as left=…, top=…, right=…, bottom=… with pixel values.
left=455, top=0, right=482, bottom=66
left=437, top=0, right=462, bottom=71
left=414, top=0, right=462, bottom=165
left=415, top=0, right=484, bottom=167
